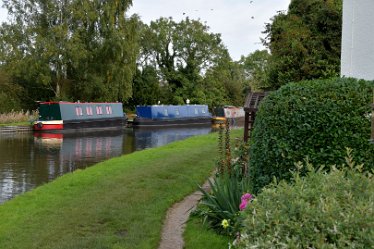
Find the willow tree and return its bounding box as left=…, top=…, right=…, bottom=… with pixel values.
left=0, top=0, right=139, bottom=102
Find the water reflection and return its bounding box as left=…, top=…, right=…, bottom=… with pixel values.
left=133, top=127, right=212, bottom=150
left=0, top=127, right=212, bottom=204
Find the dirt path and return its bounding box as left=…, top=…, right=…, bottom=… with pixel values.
left=158, top=179, right=211, bottom=249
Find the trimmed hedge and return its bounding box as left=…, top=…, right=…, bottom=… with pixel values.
left=249, top=77, right=374, bottom=193
left=238, top=164, right=374, bottom=248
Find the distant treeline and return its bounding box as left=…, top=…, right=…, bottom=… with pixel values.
left=0, top=0, right=342, bottom=113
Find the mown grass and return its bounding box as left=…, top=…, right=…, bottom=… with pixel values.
left=0, top=129, right=243, bottom=249
left=184, top=216, right=230, bottom=249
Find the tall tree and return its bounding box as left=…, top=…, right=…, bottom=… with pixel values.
left=240, top=50, right=271, bottom=91
left=138, top=17, right=230, bottom=105
left=0, top=0, right=139, bottom=102
left=130, top=66, right=163, bottom=106
left=264, top=0, right=342, bottom=88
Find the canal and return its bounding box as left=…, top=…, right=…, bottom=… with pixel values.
left=0, top=127, right=212, bottom=204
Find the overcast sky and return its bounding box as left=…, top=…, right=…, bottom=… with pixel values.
left=0, top=0, right=291, bottom=60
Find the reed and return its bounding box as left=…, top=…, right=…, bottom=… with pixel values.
left=0, top=110, right=38, bottom=124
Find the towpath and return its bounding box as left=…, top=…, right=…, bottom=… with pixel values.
left=158, top=179, right=211, bottom=249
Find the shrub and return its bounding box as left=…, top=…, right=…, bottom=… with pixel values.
left=238, top=156, right=374, bottom=248
left=196, top=175, right=251, bottom=236
left=249, top=77, right=374, bottom=193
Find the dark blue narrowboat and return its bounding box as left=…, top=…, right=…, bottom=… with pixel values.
left=33, top=102, right=126, bottom=131
left=132, top=105, right=212, bottom=127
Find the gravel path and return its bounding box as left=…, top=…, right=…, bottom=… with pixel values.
left=158, top=179, right=211, bottom=249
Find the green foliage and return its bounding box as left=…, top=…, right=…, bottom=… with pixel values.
left=128, top=66, right=163, bottom=106
left=1, top=0, right=139, bottom=102
left=240, top=50, right=271, bottom=91
left=137, top=17, right=244, bottom=106
left=197, top=175, right=250, bottom=236
left=0, top=91, right=21, bottom=114
left=249, top=77, right=374, bottom=193
left=264, top=0, right=342, bottom=88
left=0, top=69, right=23, bottom=113
left=184, top=216, right=230, bottom=249
left=238, top=157, right=374, bottom=248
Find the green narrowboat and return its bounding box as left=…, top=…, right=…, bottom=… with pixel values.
left=33, top=102, right=126, bottom=131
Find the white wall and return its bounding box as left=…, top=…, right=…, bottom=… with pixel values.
left=341, top=0, right=374, bottom=80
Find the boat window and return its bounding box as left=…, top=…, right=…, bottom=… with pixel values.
left=75, top=107, right=83, bottom=116
left=175, top=109, right=180, bottom=116
left=86, top=106, right=93, bottom=116
left=202, top=108, right=206, bottom=114
left=164, top=109, right=168, bottom=116
left=106, top=106, right=112, bottom=115
left=96, top=106, right=103, bottom=115
left=194, top=108, right=198, bottom=114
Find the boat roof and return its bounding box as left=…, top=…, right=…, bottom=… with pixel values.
left=39, top=101, right=122, bottom=105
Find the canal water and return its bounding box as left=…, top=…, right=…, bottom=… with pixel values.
left=0, top=127, right=212, bottom=204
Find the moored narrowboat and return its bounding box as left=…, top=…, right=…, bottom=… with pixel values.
left=33, top=102, right=126, bottom=131
left=132, top=105, right=212, bottom=127
left=212, top=106, right=245, bottom=126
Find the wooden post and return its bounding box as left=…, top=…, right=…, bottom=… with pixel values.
left=244, top=112, right=250, bottom=142
left=371, top=103, right=374, bottom=142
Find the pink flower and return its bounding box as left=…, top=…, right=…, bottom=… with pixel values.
left=239, top=193, right=253, bottom=211
left=239, top=200, right=248, bottom=211
left=241, top=193, right=253, bottom=201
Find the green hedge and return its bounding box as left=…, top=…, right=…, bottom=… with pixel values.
left=239, top=164, right=374, bottom=248
left=249, top=77, right=374, bottom=193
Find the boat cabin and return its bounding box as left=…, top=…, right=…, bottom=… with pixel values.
left=34, top=102, right=125, bottom=131
left=136, top=105, right=211, bottom=119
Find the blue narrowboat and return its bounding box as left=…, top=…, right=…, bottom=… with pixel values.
left=132, top=105, right=212, bottom=127
left=33, top=102, right=126, bottom=131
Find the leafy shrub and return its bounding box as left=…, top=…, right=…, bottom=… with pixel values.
left=197, top=175, right=250, bottom=236
left=238, top=155, right=374, bottom=248
left=249, top=77, right=374, bottom=193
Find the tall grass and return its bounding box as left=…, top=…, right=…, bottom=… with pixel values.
left=0, top=110, right=38, bottom=124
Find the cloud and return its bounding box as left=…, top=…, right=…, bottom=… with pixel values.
left=0, top=0, right=290, bottom=60
left=128, top=0, right=290, bottom=60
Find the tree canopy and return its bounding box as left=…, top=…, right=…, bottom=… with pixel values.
left=0, top=0, right=345, bottom=113
left=239, top=50, right=271, bottom=91
left=0, top=0, right=139, bottom=107
left=131, top=17, right=246, bottom=107
left=263, top=0, right=343, bottom=88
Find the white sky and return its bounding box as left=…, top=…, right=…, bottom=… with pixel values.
left=0, top=0, right=291, bottom=60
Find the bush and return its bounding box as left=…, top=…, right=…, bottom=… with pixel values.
left=196, top=175, right=250, bottom=236
left=249, top=77, right=374, bottom=193
left=238, top=156, right=374, bottom=248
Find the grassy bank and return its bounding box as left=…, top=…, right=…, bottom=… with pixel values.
left=0, top=129, right=242, bottom=249
left=184, top=216, right=230, bottom=249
